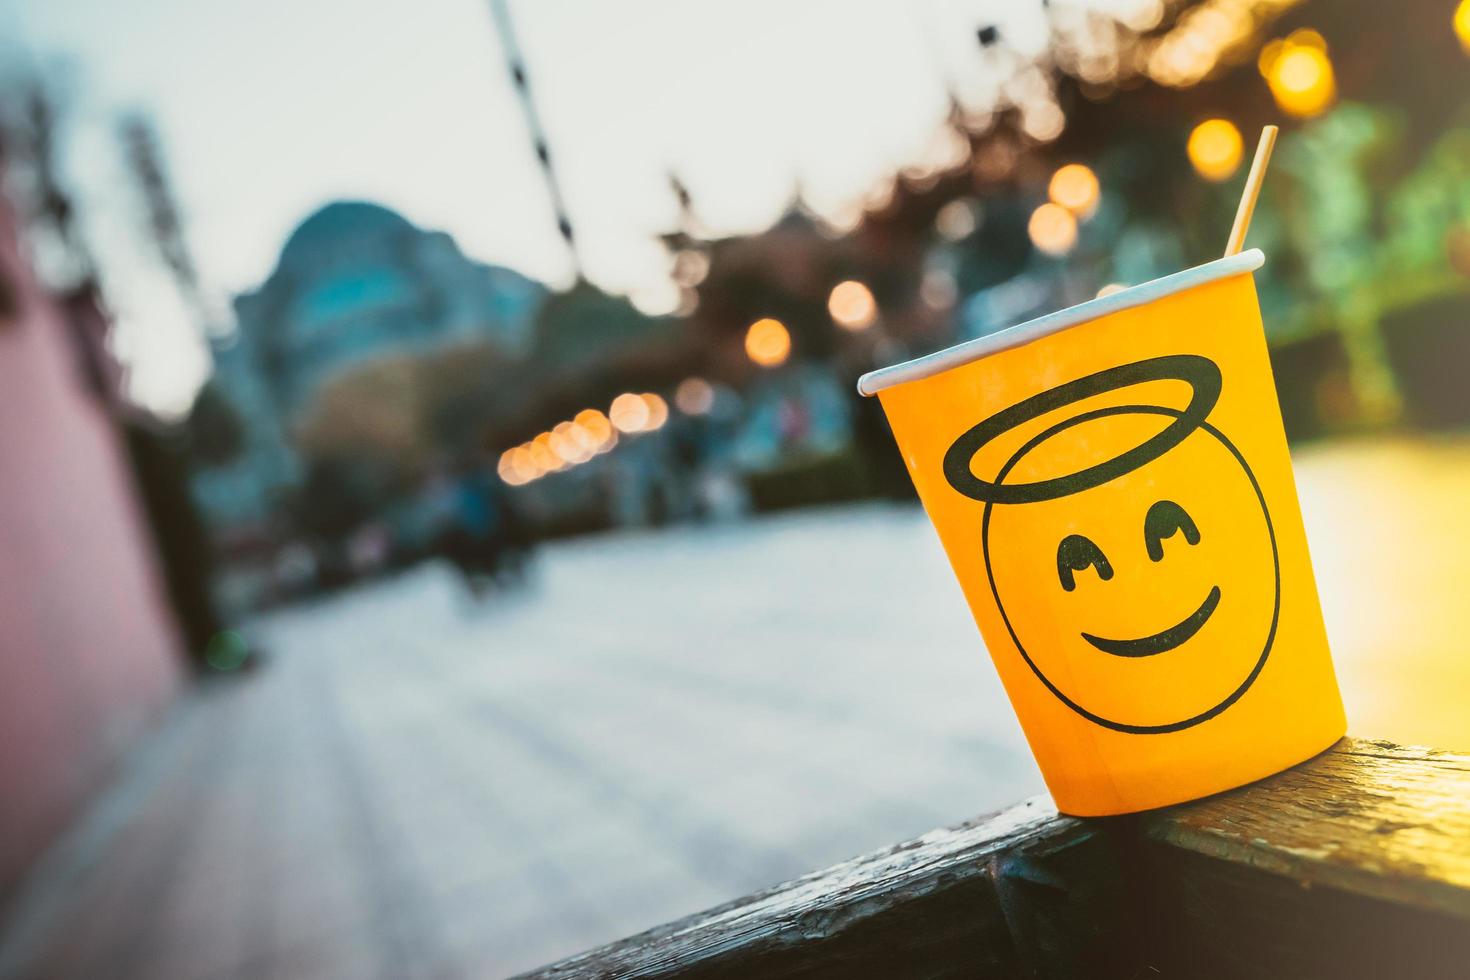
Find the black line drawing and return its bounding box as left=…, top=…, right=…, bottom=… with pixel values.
left=944, top=355, right=1280, bottom=734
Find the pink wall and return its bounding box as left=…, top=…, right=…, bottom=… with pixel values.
left=0, top=203, right=183, bottom=898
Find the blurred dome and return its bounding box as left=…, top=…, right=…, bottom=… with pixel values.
left=278, top=201, right=415, bottom=269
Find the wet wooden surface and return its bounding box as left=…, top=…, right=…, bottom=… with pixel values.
left=1145, top=738, right=1470, bottom=920
left=523, top=738, right=1470, bottom=979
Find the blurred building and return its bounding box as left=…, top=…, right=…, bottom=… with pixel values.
left=193, top=201, right=545, bottom=532
left=0, top=180, right=182, bottom=899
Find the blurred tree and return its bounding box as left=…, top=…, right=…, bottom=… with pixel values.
left=183, top=380, right=246, bottom=468
left=294, top=356, right=430, bottom=478
left=291, top=457, right=390, bottom=545
left=527, top=280, right=680, bottom=378
left=292, top=341, right=523, bottom=482
left=1383, top=124, right=1470, bottom=285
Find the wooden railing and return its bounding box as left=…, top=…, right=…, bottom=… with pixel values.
left=520, top=739, right=1470, bottom=979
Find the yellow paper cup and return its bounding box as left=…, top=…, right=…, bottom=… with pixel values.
left=859, top=250, right=1345, bottom=816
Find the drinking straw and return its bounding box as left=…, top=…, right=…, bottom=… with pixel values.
left=1224, top=125, right=1279, bottom=257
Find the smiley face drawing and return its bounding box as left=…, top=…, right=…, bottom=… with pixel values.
left=942, top=354, right=1280, bottom=735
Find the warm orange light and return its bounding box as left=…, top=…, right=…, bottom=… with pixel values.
left=510, top=446, right=539, bottom=482
left=1187, top=119, right=1244, bottom=182
left=828, top=280, right=877, bottom=331
left=575, top=408, right=614, bottom=449
left=1260, top=31, right=1336, bottom=118
left=1048, top=164, right=1099, bottom=218
left=565, top=420, right=598, bottom=454
left=1028, top=203, right=1078, bottom=257
left=529, top=435, right=562, bottom=473
left=1457, top=0, right=1470, bottom=54
left=497, top=450, right=523, bottom=485
left=641, top=393, right=669, bottom=431
left=675, top=377, right=715, bottom=415
left=552, top=421, right=594, bottom=463
left=547, top=430, right=576, bottom=464
left=745, top=317, right=791, bottom=367
left=609, top=393, right=651, bottom=433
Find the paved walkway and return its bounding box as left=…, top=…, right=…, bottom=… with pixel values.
left=0, top=507, right=1041, bottom=979
left=3, top=436, right=1468, bottom=978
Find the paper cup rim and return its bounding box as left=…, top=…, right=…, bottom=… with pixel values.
left=856, top=249, right=1265, bottom=397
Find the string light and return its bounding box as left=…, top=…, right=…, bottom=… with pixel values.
left=552, top=421, right=595, bottom=463
left=919, top=270, right=958, bottom=309
left=1260, top=30, right=1336, bottom=118
left=1187, top=119, right=1244, bottom=182
left=745, top=318, right=792, bottom=367
left=512, top=447, right=538, bottom=481
left=1029, top=203, right=1078, bottom=257
left=500, top=402, right=644, bottom=485
left=935, top=200, right=978, bottom=241
left=609, top=392, right=651, bottom=433
left=675, top=377, right=715, bottom=415
left=575, top=409, right=614, bottom=449
left=497, top=451, right=523, bottom=485
left=1048, top=164, right=1100, bottom=218
left=828, top=281, right=877, bottom=331
left=529, top=435, right=561, bottom=474
left=641, top=393, right=669, bottom=431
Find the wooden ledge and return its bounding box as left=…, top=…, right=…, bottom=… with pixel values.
left=521, top=738, right=1470, bottom=979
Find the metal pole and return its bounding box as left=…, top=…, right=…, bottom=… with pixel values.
left=488, top=0, right=584, bottom=281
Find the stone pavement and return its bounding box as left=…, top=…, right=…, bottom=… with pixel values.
left=4, top=435, right=1469, bottom=979
left=0, top=505, right=1042, bottom=979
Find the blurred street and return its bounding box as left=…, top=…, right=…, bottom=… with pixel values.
left=0, top=503, right=1039, bottom=980
left=3, top=436, right=1469, bottom=979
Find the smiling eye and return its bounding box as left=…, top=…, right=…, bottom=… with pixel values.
left=1056, top=534, right=1113, bottom=592
left=1144, top=500, right=1200, bottom=561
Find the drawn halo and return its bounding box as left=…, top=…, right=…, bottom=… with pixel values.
left=943, top=354, right=1281, bottom=734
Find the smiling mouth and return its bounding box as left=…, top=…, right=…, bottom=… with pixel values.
left=1081, top=585, right=1222, bottom=658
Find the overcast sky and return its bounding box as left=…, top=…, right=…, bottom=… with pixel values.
left=0, top=0, right=1119, bottom=412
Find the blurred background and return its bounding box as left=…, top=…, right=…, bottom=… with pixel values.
left=1, top=0, right=1468, bottom=975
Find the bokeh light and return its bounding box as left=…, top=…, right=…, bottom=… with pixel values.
left=500, top=409, right=617, bottom=483
left=547, top=430, right=576, bottom=465
left=205, top=631, right=250, bottom=672
left=919, top=269, right=958, bottom=309
left=745, top=317, right=791, bottom=367
left=1122, top=0, right=1164, bottom=32
left=629, top=281, right=680, bottom=317
left=675, top=377, right=714, bottom=415
left=1021, top=102, right=1066, bottom=143
left=1187, top=119, right=1245, bottom=182
left=1096, top=283, right=1127, bottom=298
left=497, top=449, right=523, bottom=485
left=609, top=392, right=651, bottom=433
left=575, top=408, right=614, bottom=449
left=1048, top=164, right=1100, bottom=218
left=531, top=433, right=564, bottom=471
left=671, top=249, right=710, bottom=287
left=510, top=446, right=538, bottom=482
left=1458, top=0, right=1470, bottom=54
left=1260, top=30, right=1336, bottom=118
left=565, top=420, right=598, bottom=454
left=640, top=393, right=669, bottom=431
left=552, top=421, right=593, bottom=463
left=934, top=199, right=978, bottom=241
left=828, top=280, right=877, bottom=331
left=1028, top=203, right=1078, bottom=257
